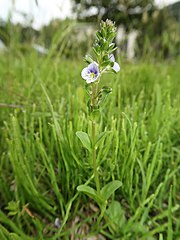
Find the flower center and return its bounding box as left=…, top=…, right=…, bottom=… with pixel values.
left=90, top=72, right=96, bottom=78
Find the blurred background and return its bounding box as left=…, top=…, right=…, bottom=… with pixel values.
left=0, top=0, right=179, bottom=60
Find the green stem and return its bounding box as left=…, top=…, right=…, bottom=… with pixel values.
left=97, top=202, right=107, bottom=226
left=92, top=120, right=100, bottom=195
left=91, top=84, right=100, bottom=196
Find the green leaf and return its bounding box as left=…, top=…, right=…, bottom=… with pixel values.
left=109, top=46, right=117, bottom=53
left=77, top=185, right=101, bottom=203
left=167, top=186, right=173, bottom=240
left=92, top=47, right=100, bottom=56
left=76, top=131, right=91, bottom=152
left=159, top=234, right=163, bottom=240
left=106, top=200, right=126, bottom=227
left=96, top=31, right=103, bottom=39
left=9, top=233, right=22, bottom=240
left=95, top=131, right=112, bottom=147
left=5, top=201, right=19, bottom=216
left=101, top=28, right=106, bottom=38
left=97, top=86, right=112, bottom=107
left=108, top=43, right=115, bottom=51
left=102, top=41, right=109, bottom=51
left=84, top=55, right=94, bottom=64
left=101, top=60, right=111, bottom=68
left=101, top=180, right=122, bottom=201
left=89, top=108, right=100, bottom=122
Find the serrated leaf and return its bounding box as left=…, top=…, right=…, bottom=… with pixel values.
left=95, top=131, right=112, bottom=147
left=76, top=131, right=91, bottom=152
left=100, top=180, right=122, bottom=201
left=77, top=185, right=101, bottom=203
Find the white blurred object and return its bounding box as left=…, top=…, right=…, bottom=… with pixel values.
left=127, top=30, right=139, bottom=59
left=116, top=25, right=126, bottom=45
left=54, top=217, right=61, bottom=229
left=32, top=44, right=48, bottom=55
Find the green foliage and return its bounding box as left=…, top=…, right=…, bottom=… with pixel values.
left=77, top=180, right=122, bottom=206
left=97, top=86, right=112, bottom=107
left=137, top=7, right=180, bottom=59
left=5, top=201, right=19, bottom=217
left=100, top=180, right=122, bottom=201
left=106, top=200, right=126, bottom=228
left=76, top=131, right=92, bottom=152
left=77, top=185, right=101, bottom=203
left=0, top=48, right=179, bottom=239
left=95, top=131, right=112, bottom=147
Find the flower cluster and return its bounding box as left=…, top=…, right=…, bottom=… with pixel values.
left=81, top=19, right=120, bottom=84
left=80, top=20, right=120, bottom=116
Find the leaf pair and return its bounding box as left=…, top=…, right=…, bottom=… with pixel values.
left=77, top=180, right=122, bottom=205
left=76, top=131, right=112, bottom=152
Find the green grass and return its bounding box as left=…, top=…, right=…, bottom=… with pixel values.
left=0, top=49, right=179, bottom=239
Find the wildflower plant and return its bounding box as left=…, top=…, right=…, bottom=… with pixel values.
left=76, top=20, right=122, bottom=223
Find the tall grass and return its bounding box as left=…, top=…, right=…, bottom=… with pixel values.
left=0, top=48, right=179, bottom=239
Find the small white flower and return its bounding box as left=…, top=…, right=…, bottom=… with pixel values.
left=81, top=62, right=99, bottom=84
left=54, top=218, right=61, bottom=229
left=109, top=54, right=120, bottom=72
